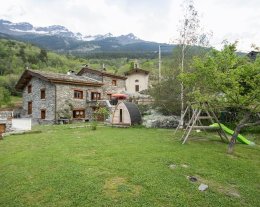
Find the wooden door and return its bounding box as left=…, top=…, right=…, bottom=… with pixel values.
left=135, top=85, right=139, bottom=92
left=0, top=124, right=6, bottom=133
left=120, top=109, right=123, bottom=123
left=41, top=110, right=46, bottom=119
left=28, top=101, right=32, bottom=115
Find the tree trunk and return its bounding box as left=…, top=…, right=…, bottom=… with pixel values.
left=227, top=112, right=251, bottom=154
left=180, top=44, right=185, bottom=128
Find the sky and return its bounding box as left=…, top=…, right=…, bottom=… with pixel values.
left=0, top=0, right=259, bottom=52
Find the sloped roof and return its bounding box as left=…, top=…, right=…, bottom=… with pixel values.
left=15, top=69, right=103, bottom=91
left=124, top=102, right=142, bottom=125
left=124, top=68, right=149, bottom=76
left=77, top=66, right=127, bottom=80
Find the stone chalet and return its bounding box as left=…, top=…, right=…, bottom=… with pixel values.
left=15, top=66, right=127, bottom=124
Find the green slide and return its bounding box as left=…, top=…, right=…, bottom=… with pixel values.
left=210, top=123, right=255, bottom=145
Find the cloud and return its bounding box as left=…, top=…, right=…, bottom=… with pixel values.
left=0, top=0, right=259, bottom=51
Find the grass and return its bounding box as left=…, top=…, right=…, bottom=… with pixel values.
left=0, top=124, right=259, bottom=207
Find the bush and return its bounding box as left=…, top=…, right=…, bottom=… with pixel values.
left=91, top=121, right=97, bottom=130
left=0, top=87, right=11, bottom=107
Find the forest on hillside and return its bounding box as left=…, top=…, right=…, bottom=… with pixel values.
left=0, top=38, right=171, bottom=98
left=0, top=37, right=211, bottom=110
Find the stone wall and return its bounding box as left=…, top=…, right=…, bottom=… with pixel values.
left=20, top=74, right=126, bottom=124
left=102, top=76, right=126, bottom=99
left=0, top=111, right=13, bottom=119
left=79, top=70, right=126, bottom=98
left=0, top=111, right=13, bottom=132
left=56, top=83, right=103, bottom=121
left=81, top=71, right=102, bottom=81
left=22, top=77, right=56, bottom=124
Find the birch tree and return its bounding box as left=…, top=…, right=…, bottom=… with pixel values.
left=176, top=0, right=210, bottom=127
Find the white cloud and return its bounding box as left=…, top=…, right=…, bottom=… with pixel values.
left=0, top=0, right=259, bottom=51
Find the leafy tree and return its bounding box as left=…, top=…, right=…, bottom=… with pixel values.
left=91, top=106, right=110, bottom=130
left=150, top=46, right=208, bottom=115
left=38, top=48, right=48, bottom=63
left=150, top=76, right=181, bottom=115
left=175, top=0, right=211, bottom=127
left=94, top=107, right=110, bottom=121
left=0, top=87, right=11, bottom=107
left=182, top=43, right=260, bottom=153
left=0, top=75, right=21, bottom=96
left=18, top=45, right=27, bottom=63
left=129, top=61, right=135, bottom=69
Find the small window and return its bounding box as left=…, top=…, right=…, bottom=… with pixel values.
left=41, top=89, right=46, bottom=99
left=73, top=110, right=85, bottom=119
left=135, top=85, right=139, bottom=92
left=135, top=79, right=139, bottom=83
left=41, top=109, right=46, bottom=119
left=28, top=85, right=32, bottom=93
left=28, top=101, right=32, bottom=115
left=91, top=92, right=101, bottom=101
left=74, top=90, right=83, bottom=99
left=112, top=80, right=117, bottom=86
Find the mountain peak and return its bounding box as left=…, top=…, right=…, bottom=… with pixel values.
left=0, top=19, right=174, bottom=56
left=125, top=33, right=139, bottom=40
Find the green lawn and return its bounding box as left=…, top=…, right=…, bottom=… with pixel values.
left=0, top=124, right=259, bottom=207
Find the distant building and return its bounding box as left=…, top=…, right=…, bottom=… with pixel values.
left=124, top=66, right=149, bottom=94
left=247, top=51, right=260, bottom=61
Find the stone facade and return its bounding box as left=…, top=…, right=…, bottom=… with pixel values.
left=22, top=77, right=56, bottom=124
left=0, top=111, right=13, bottom=119
left=18, top=68, right=128, bottom=124
left=81, top=71, right=102, bottom=82
left=102, top=76, right=125, bottom=99
left=55, top=83, right=103, bottom=121
left=21, top=77, right=111, bottom=123
left=0, top=111, right=13, bottom=132
left=80, top=70, right=126, bottom=99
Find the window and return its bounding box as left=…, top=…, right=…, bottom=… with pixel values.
left=41, top=109, right=46, bottom=119
left=91, top=92, right=101, bottom=101
left=112, top=80, right=117, bottom=86
left=28, top=101, right=32, bottom=115
left=28, top=85, right=32, bottom=93
left=41, top=89, right=46, bottom=99
left=73, top=110, right=85, bottom=119
left=74, top=90, right=83, bottom=99
left=135, top=79, right=139, bottom=83
left=135, top=85, right=139, bottom=92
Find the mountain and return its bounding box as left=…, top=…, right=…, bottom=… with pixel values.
left=0, top=19, right=175, bottom=57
